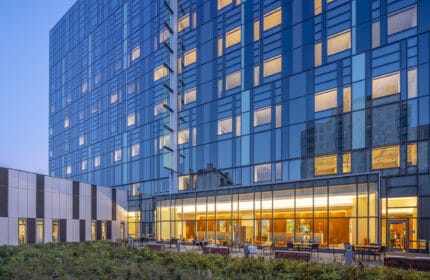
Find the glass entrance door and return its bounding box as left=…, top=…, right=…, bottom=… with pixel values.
left=387, top=220, right=408, bottom=252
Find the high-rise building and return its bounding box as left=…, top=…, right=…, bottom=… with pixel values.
left=50, top=0, right=430, bottom=250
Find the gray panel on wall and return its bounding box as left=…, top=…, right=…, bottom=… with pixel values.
left=419, top=218, right=430, bottom=240
left=0, top=168, right=8, bottom=217
left=36, top=175, right=44, bottom=218
left=27, top=218, right=36, bottom=244
left=73, top=181, right=79, bottom=220
left=91, top=185, right=97, bottom=220
left=79, top=220, right=85, bottom=242
left=419, top=196, right=430, bottom=218
left=112, top=189, right=116, bottom=221
left=96, top=221, right=101, bottom=240
left=107, top=221, right=112, bottom=240
left=60, top=219, right=67, bottom=242
left=0, top=186, right=7, bottom=217
left=0, top=168, right=7, bottom=186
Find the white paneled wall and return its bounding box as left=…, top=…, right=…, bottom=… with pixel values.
left=1, top=169, right=128, bottom=245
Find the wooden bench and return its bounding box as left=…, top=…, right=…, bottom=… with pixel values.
left=203, top=246, right=230, bottom=256
left=384, top=256, right=430, bottom=271
left=145, top=243, right=165, bottom=251
left=274, top=250, right=311, bottom=262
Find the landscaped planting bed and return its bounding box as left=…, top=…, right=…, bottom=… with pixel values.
left=0, top=241, right=428, bottom=279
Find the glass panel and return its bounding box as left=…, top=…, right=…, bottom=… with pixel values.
left=253, top=107, right=271, bottom=126
left=218, top=117, right=233, bottom=135
left=372, top=72, right=400, bottom=99
left=52, top=220, right=59, bottom=242
left=327, top=30, right=351, bottom=55
left=218, top=0, right=232, bottom=10
left=372, top=145, right=400, bottom=170
left=18, top=219, right=26, bottom=245
left=314, top=0, right=322, bottom=15
left=36, top=220, right=44, bottom=243
left=225, top=26, right=241, bottom=48
left=254, top=20, right=260, bottom=41
left=315, top=42, right=322, bottom=66
left=388, top=6, right=417, bottom=35
left=408, top=143, right=417, bottom=166
left=254, top=163, right=271, bottom=182
left=263, top=7, right=282, bottom=31
left=263, top=55, right=282, bottom=77
left=408, top=68, right=417, bottom=99
left=184, top=48, right=196, bottom=66
left=315, top=89, right=337, bottom=112
left=343, top=87, right=351, bottom=112
left=226, top=71, right=241, bottom=90
left=315, top=154, right=337, bottom=176
left=178, top=14, right=190, bottom=32
left=372, top=21, right=380, bottom=48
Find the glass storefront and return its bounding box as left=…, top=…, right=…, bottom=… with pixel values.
left=156, top=176, right=381, bottom=249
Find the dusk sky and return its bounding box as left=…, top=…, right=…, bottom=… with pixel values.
left=0, top=0, right=76, bottom=174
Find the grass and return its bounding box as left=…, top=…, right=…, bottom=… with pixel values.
left=0, top=241, right=429, bottom=279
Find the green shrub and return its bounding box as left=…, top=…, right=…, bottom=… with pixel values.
left=0, top=242, right=429, bottom=279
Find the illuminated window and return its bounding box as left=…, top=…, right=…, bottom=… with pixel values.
left=131, top=144, right=140, bottom=157
left=254, top=163, right=271, bottom=182
left=193, top=12, right=197, bottom=29
left=372, top=145, right=400, bottom=170
left=314, top=89, right=337, bottom=112
left=372, top=21, right=380, bottom=48
left=159, top=134, right=170, bottom=150
left=110, top=92, right=118, bottom=104
left=226, top=26, right=241, bottom=48
left=327, top=30, right=351, bottom=55
left=236, top=116, right=241, bottom=136
left=315, top=42, right=322, bottom=66
left=192, top=127, right=197, bottom=146
left=218, top=79, right=223, bottom=97
left=226, top=71, right=241, bottom=90
left=154, top=102, right=166, bottom=116
left=276, top=105, right=282, bottom=128
left=178, top=14, right=190, bottom=32
left=218, top=0, right=232, bottom=10
left=178, top=57, right=182, bottom=74
left=254, top=65, right=260, bottom=86
left=314, top=0, right=322, bottom=15
left=78, top=135, right=85, bottom=146
left=254, top=107, right=271, bottom=126
left=18, top=219, right=26, bottom=245
left=94, top=156, right=101, bottom=167
left=263, top=55, right=282, bottom=77
left=81, top=81, right=88, bottom=93
left=36, top=220, right=43, bottom=243
left=218, top=117, right=233, bottom=135
left=315, top=154, right=337, bottom=176
left=154, top=65, right=168, bottom=81
left=263, top=7, right=282, bottom=31
left=131, top=45, right=140, bottom=61
left=160, top=28, right=170, bottom=43
left=408, top=68, right=417, bottom=98
left=127, top=112, right=135, bottom=126
left=236, top=0, right=241, bottom=5
left=372, top=72, right=400, bottom=99
left=388, top=6, right=417, bottom=35
left=184, top=48, right=196, bottom=66
left=64, top=117, right=70, bottom=128
left=218, top=37, right=223, bottom=57
left=81, top=160, right=87, bottom=171
left=343, top=153, right=351, bottom=173
left=254, top=20, right=260, bottom=41
left=131, top=183, right=140, bottom=196
left=343, top=87, right=351, bottom=112
left=114, top=149, right=122, bottom=162
left=178, top=175, right=191, bottom=190
left=66, top=165, right=72, bottom=175
left=408, top=143, right=417, bottom=166
left=178, top=129, right=189, bottom=145
left=91, top=222, right=96, bottom=240
left=184, top=88, right=196, bottom=104
left=52, top=220, right=59, bottom=242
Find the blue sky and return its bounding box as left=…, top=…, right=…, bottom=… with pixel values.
left=0, top=0, right=76, bottom=174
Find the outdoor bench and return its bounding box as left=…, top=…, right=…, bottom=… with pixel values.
left=274, top=250, right=311, bottom=261
left=203, top=246, right=230, bottom=256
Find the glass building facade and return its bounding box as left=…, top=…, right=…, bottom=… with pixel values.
left=50, top=0, right=430, bottom=250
